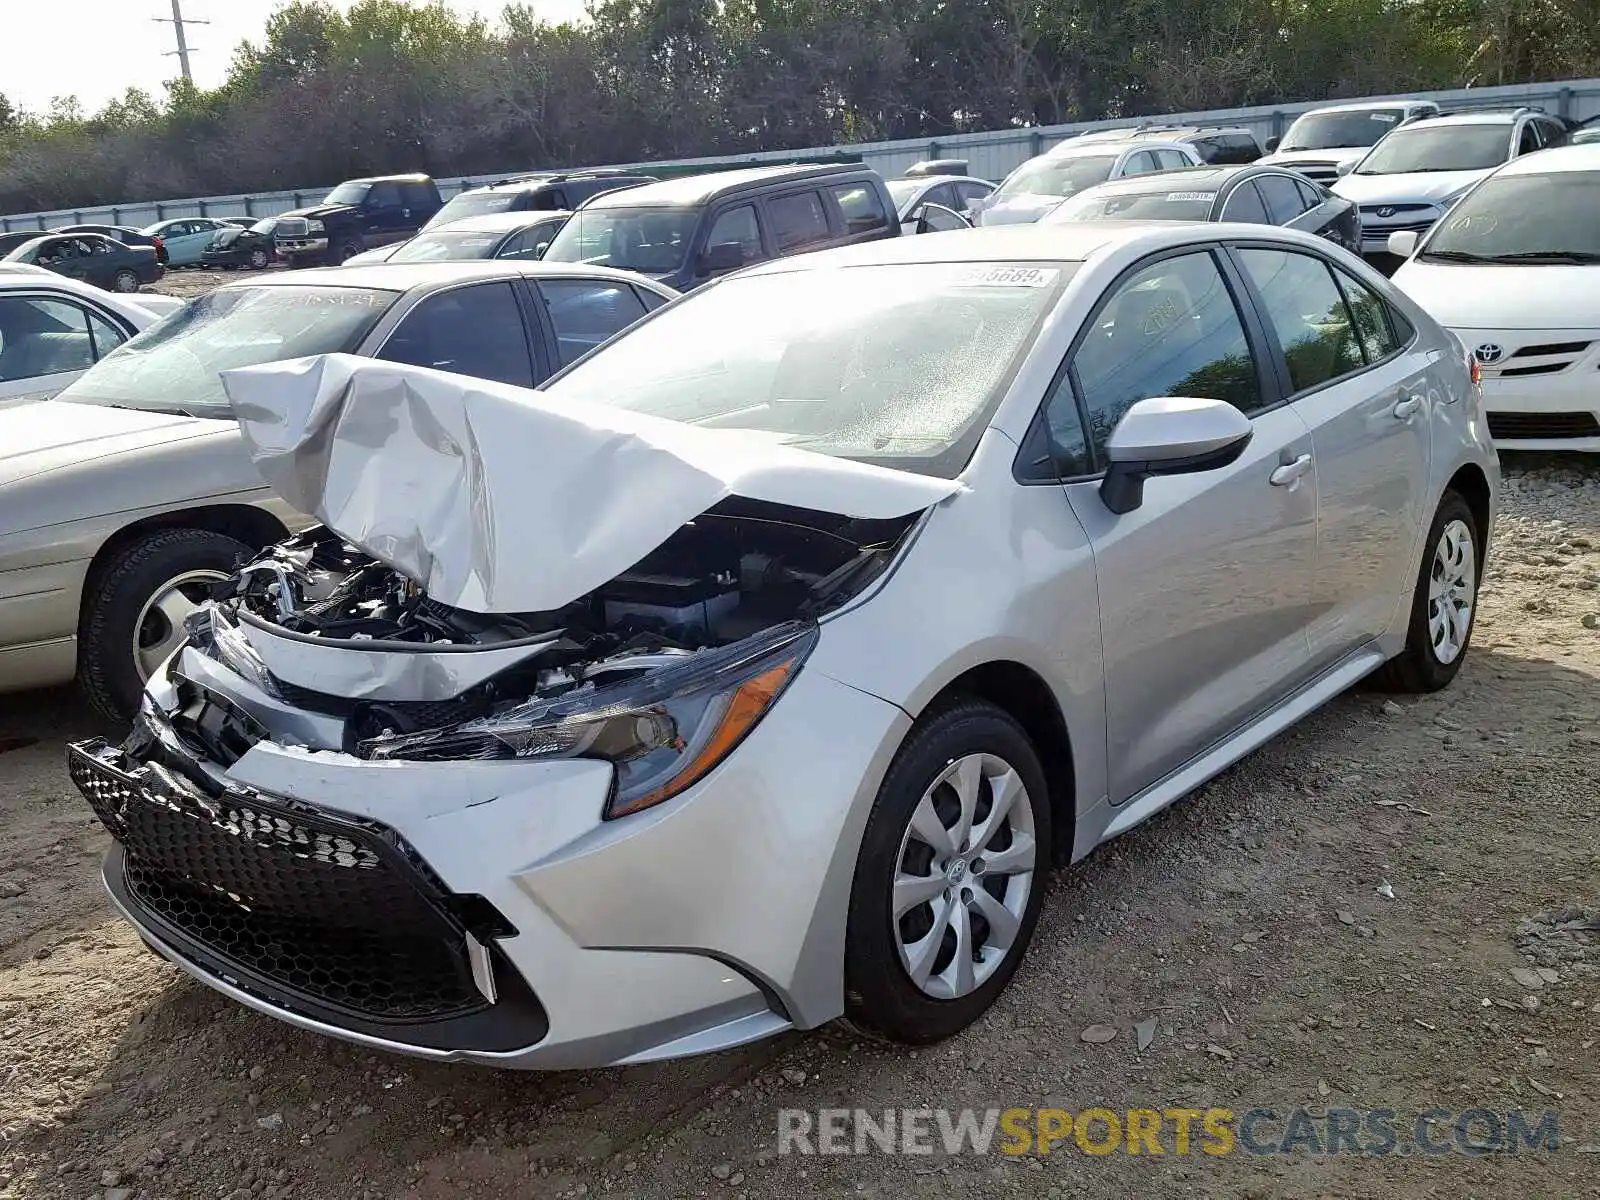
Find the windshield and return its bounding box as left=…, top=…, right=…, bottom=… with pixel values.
left=1356, top=125, right=1510, bottom=175
left=1048, top=186, right=1215, bottom=222
left=54, top=286, right=397, bottom=417
left=1281, top=109, right=1408, bottom=152
left=389, top=229, right=505, bottom=263
left=543, top=208, right=699, bottom=274
left=1421, top=172, right=1600, bottom=262
left=993, top=156, right=1118, bottom=203
left=428, top=191, right=521, bottom=227
left=544, top=262, right=1071, bottom=478
left=323, top=182, right=372, bottom=206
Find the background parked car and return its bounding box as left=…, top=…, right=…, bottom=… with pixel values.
left=976, top=138, right=1204, bottom=225
left=274, top=173, right=444, bottom=266
left=1389, top=143, right=1600, bottom=450
left=543, top=163, right=899, bottom=290
left=886, top=173, right=995, bottom=232
left=1076, top=123, right=1265, bottom=164
left=1044, top=164, right=1361, bottom=253
left=4, top=233, right=163, bottom=292
left=0, top=260, right=676, bottom=721
left=343, top=211, right=572, bottom=265
left=1259, top=99, right=1441, bottom=183
left=53, top=223, right=168, bottom=265
left=0, top=230, right=46, bottom=257
left=0, top=268, right=175, bottom=407
left=1332, top=106, right=1569, bottom=261
left=140, top=217, right=246, bottom=268
left=201, top=217, right=279, bottom=270
left=425, top=172, right=657, bottom=230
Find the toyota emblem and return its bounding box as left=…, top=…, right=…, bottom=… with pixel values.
left=1474, top=343, right=1505, bottom=364
left=1376, top=206, right=1397, bottom=218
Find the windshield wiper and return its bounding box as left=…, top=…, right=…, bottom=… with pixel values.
left=1486, top=250, right=1600, bottom=265
left=1417, top=249, right=1496, bottom=264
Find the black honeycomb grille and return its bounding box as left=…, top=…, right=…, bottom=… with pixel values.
left=70, top=745, right=486, bottom=1021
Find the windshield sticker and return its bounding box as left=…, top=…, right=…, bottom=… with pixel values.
left=1165, top=192, right=1217, bottom=202
left=950, top=266, right=1060, bottom=288
left=1370, top=114, right=1400, bottom=123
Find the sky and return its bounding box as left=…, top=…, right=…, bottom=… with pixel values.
left=0, top=0, right=588, bottom=115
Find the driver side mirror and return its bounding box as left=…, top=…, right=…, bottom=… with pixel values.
left=1264, top=135, right=1281, bottom=154
left=697, top=241, right=744, bottom=276
left=1335, top=159, right=1356, bottom=178
left=1100, top=397, right=1254, bottom=515
left=1386, top=230, right=1420, bottom=259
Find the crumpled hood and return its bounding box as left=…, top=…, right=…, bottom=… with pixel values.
left=220, top=354, right=963, bottom=615
left=0, top=400, right=212, bottom=493
left=976, top=195, right=1063, bottom=225
left=1392, top=260, right=1600, bottom=330
left=1332, top=169, right=1487, bottom=205
left=210, top=228, right=245, bottom=246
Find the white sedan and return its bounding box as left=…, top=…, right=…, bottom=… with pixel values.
left=0, top=265, right=181, bottom=408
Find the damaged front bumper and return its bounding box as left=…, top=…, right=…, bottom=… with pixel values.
left=68, top=636, right=909, bottom=1069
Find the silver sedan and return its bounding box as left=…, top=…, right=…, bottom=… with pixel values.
left=73, top=221, right=1495, bottom=1066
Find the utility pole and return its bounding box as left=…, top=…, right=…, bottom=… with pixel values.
left=154, top=0, right=209, bottom=85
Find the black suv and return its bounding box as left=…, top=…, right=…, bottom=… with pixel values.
left=275, top=173, right=444, bottom=267
left=541, top=163, right=899, bottom=291
left=425, top=172, right=657, bottom=231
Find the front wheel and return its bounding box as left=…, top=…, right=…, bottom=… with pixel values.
left=112, top=269, right=140, bottom=293
left=843, top=700, right=1051, bottom=1044
left=249, top=248, right=270, bottom=269
left=1371, top=490, right=1480, bottom=693
left=330, top=237, right=362, bottom=265
left=80, top=528, right=253, bottom=723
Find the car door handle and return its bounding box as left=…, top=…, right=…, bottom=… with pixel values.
left=1270, top=454, right=1313, bottom=486
left=1393, top=396, right=1422, bottom=420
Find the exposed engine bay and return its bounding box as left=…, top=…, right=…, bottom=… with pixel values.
left=177, top=498, right=921, bottom=766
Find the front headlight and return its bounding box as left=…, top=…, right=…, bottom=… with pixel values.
left=184, top=603, right=279, bottom=697
left=359, top=622, right=817, bottom=818
left=307, top=220, right=325, bottom=234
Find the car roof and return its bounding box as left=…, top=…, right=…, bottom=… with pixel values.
left=1494, top=142, right=1600, bottom=176
left=228, top=259, right=676, bottom=295
left=467, top=173, right=646, bottom=196
left=892, top=175, right=991, bottom=190
left=1298, top=99, right=1431, bottom=115
left=342, top=173, right=433, bottom=185
left=740, top=222, right=1187, bottom=274
left=582, top=163, right=866, bottom=208
left=1407, top=110, right=1524, bottom=129
left=1077, top=165, right=1248, bottom=194
left=425, top=210, right=573, bottom=234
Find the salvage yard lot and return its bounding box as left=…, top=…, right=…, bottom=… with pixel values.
left=0, top=270, right=1596, bottom=1200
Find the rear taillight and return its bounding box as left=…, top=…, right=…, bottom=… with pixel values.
left=152, top=237, right=164, bottom=249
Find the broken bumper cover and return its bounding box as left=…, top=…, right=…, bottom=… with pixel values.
left=68, top=650, right=909, bottom=1068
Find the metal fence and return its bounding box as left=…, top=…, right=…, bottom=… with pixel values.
left=5, top=75, right=1600, bottom=232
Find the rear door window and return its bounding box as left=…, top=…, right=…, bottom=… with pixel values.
left=1237, top=248, right=1364, bottom=392
left=539, top=280, right=649, bottom=367
left=830, top=183, right=890, bottom=235
left=1255, top=174, right=1309, bottom=224
left=1220, top=181, right=1270, bottom=224
left=766, top=190, right=831, bottom=253
left=1122, top=151, right=1160, bottom=176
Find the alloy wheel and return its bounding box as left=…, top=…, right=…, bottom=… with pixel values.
left=1428, top=518, right=1476, bottom=665
left=133, top=569, right=230, bottom=680
left=892, top=752, right=1037, bottom=1000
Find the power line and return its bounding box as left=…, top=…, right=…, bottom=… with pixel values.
left=154, top=0, right=210, bottom=85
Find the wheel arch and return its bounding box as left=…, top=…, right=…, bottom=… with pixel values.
left=1444, top=462, right=1492, bottom=558
left=78, top=504, right=289, bottom=636
left=917, top=660, right=1078, bottom=863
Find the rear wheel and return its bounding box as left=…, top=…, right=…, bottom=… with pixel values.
left=80, top=528, right=252, bottom=723
left=843, top=700, right=1051, bottom=1044
left=1371, top=490, right=1479, bottom=693
left=112, top=269, right=140, bottom=293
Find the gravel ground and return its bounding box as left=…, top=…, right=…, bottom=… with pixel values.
left=2, top=443, right=1598, bottom=1199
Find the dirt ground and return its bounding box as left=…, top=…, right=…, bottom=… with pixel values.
left=144, top=266, right=282, bottom=300
left=2, top=448, right=1598, bottom=1200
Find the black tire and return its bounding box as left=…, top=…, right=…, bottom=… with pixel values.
left=249, top=248, right=270, bottom=270
left=330, top=237, right=363, bottom=266
left=843, top=699, right=1052, bottom=1044
left=80, top=528, right=253, bottom=723
left=1370, top=490, right=1480, bottom=693
left=112, top=269, right=140, bottom=293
